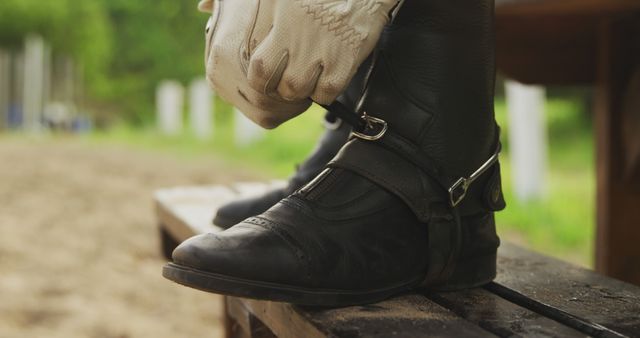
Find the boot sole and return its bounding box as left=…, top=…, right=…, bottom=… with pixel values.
left=162, top=263, right=423, bottom=307
left=163, top=252, right=496, bottom=307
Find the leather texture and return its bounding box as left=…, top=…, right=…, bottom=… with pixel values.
left=168, top=0, right=504, bottom=305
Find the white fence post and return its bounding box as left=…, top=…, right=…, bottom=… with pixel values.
left=0, top=49, right=9, bottom=129
left=189, top=78, right=213, bottom=139
left=234, top=108, right=264, bottom=147
left=11, top=52, right=25, bottom=128
left=42, top=42, right=51, bottom=118
left=156, top=80, right=184, bottom=136
left=22, top=35, right=46, bottom=132
left=505, top=80, right=548, bottom=201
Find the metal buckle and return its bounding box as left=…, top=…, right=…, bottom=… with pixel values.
left=351, top=113, right=388, bottom=141
left=448, top=178, right=470, bottom=207
left=448, top=148, right=501, bottom=207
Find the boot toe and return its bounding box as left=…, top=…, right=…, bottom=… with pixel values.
left=171, top=233, right=222, bottom=271
left=171, top=223, right=307, bottom=284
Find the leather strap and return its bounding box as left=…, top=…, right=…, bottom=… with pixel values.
left=324, top=100, right=502, bottom=210
left=420, top=204, right=462, bottom=286
left=377, top=130, right=451, bottom=193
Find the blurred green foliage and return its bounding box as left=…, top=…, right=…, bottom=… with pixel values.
left=90, top=103, right=329, bottom=176
left=0, top=0, right=111, bottom=98
left=0, top=0, right=208, bottom=125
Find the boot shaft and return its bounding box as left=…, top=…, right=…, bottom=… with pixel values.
left=364, top=0, right=498, bottom=177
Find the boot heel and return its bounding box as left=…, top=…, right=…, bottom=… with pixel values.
left=432, top=253, right=497, bottom=292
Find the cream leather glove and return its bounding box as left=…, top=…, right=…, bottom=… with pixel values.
left=199, top=0, right=311, bottom=128
left=199, top=0, right=400, bottom=128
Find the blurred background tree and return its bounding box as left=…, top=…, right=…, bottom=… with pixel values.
left=0, top=0, right=207, bottom=126
left=99, top=0, right=207, bottom=126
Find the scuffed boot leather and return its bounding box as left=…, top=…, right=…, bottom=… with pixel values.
left=164, top=0, right=506, bottom=306
left=212, top=113, right=350, bottom=229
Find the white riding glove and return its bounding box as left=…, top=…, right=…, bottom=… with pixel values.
left=199, top=0, right=400, bottom=128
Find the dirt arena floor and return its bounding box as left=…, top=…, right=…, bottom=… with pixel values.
left=0, top=137, right=258, bottom=338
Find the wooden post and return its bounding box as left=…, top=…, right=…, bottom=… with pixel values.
left=594, top=18, right=640, bottom=285
left=505, top=80, right=548, bottom=201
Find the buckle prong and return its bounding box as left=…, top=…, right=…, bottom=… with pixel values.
left=351, top=112, right=388, bottom=141
left=448, top=148, right=501, bottom=207
left=449, top=178, right=470, bottom=207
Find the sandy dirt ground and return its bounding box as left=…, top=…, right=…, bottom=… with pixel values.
left=0, top=137, right=258, bottom=338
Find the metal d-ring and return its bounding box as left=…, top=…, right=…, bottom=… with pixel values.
left=351, top=113, right=388, bottom=141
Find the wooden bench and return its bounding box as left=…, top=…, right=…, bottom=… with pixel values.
left=155, top=183, right=640, bottom=338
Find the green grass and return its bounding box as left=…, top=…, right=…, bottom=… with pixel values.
left=88, top=97, right=596, bottom=267
left=90, top=102, right=328, bottom=178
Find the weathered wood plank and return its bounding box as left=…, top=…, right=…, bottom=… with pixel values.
left=227, top=298, right=277, bottom=338
left=154, top=182, right=285, bottom=242
left=229, top=299, right=326, bottom=338
left=495, top=243, right=640, bottom=337
left=427, top=288, right=587, bottom=337
left=155, top=185, right=233, bottom=240
left=228, top=295, right=497, bottom=338
left=301, top=295, right=497, bottom=338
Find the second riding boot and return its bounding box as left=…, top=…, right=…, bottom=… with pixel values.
left=212, top=112, right=351, bottom=229
left=164, top=0, right=506, bottom=306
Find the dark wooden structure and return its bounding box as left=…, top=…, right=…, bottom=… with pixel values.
left=495, top=0, right=640, bottom=285
left=156, top=184, right=640, bottom=338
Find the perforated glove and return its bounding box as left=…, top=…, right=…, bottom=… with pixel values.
left=199, top=0, right=400, bottom=128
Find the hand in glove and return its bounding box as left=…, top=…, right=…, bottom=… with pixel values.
left=199, top=0, right=400, bottom=128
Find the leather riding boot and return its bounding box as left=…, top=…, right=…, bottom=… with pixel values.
left=213, top=112, right=351, bottom=228
left=164, top=0, right=506, bottom=307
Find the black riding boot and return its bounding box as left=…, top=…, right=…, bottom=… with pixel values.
left=164, top=0, right=505, bottom=306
